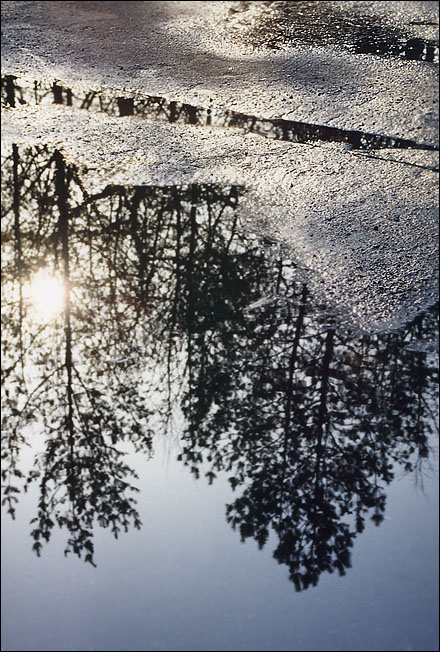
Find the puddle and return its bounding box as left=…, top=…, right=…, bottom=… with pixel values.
left=2, top=75, right=438, bottom=152
left=2, top=144, right=438, bottom=590
left=229, top=1, right=439, bottom=63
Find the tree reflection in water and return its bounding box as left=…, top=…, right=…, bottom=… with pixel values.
left=3, top=74, right=436, bottom=151
left=1, top=145, right=438, bottom=586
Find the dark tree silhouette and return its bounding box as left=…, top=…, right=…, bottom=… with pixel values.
left=177, top=268, right=438, bottom=589
left=1, top=145, right=438, bottom=584
left=3, top=75, right=436, bottom=151
left=1, top=146, right=154, bottom=564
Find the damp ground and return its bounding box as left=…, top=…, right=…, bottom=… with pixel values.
left=1, top=1, right=439, bottom=331
left=1, top=3, right=439, bottom=652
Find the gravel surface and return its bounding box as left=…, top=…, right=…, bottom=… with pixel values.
left=1, top=0, right=439, bottom=330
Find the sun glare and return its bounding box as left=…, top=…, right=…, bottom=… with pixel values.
left=24, top=270, right=66, bottom=320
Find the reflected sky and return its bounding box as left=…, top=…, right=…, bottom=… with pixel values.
left=1, top=144, right=439, bottom=650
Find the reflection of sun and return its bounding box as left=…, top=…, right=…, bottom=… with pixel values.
left=24, top=270, right=66, bottom=320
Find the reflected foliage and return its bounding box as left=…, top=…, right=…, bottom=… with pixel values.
left=179, top=291, right=438, bottom=589
left=2, top=75, right=437, bottom=152
left=1, top=145, right=438, bottom=586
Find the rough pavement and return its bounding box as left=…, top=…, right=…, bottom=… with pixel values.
left=1, top=1, right=439, bottom=330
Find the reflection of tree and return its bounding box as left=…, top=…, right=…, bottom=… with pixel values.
left=1, top=145, right=155, bottom=563
left=1, top=145, right=438, bottom=583
left=178, top=267, right=438, bottom=590
left=1, top=144, right=249, bottom=563
left=3, top=75, right=435, bottom=151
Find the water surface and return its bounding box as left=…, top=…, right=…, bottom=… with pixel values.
left=1, top=144, right=439, bottom=651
